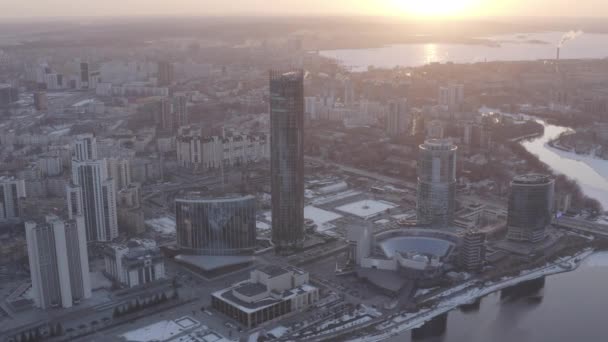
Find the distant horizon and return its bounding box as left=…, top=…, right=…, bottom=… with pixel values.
left=2, top=0, right=608, bottom=19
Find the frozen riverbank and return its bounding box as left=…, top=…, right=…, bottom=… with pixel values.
left=350, top=248, right=595, bottom=342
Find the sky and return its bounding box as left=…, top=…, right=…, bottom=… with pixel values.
left=1, top=0, right=607, bottom=18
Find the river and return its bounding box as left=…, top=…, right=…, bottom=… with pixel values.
left=521, top=120, right=608, bottom=208
left=385, top=251, right=608, bottom=342
left=321, top=32, right=608, bottom=71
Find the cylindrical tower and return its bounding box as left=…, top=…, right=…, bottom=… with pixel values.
left=416, top=139, right=457, bottom=228
left=507, top=174, right=554, bottom=243
left=175, top=194, right=256, bottom=256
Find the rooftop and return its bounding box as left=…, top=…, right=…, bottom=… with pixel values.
left=234, top=282, right=267, bottom=297
left=259, top=265, right=290, bottom=278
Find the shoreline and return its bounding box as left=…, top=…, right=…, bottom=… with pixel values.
left=348, top=248, right=595, bottom=342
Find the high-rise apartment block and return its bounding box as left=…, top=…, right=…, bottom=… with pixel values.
left=68, top=134, right=118, bottom=242
left=26, top=215, right=91, bottom=309
left=0, top=176, right=26, bottom=222
left=386, top=99, right=409, bottom=137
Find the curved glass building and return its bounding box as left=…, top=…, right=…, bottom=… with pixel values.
left=507, top=174, right=554, bottom=243
left=416, top=139, right=457, bottom=228
left=175, top=194, right=256, bottom=255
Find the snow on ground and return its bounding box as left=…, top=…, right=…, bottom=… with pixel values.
left=256, top=221, right=271, bottom=230
left=335, top=200, right=396, bottom=219
left=351, top=249, right=594, bottom=342
left=267, top=326, right=289, bottom=338
left=262, top=211, right=272, bottom=222
left=304, top=206, right=342, bottom=232
left=146, top=217, right=176, bottom=235
left=121, top=316, right=200, bottom=342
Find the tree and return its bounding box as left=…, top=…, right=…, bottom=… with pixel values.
left=55, top=322, right=64, bottom=336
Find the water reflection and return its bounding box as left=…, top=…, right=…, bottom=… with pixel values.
left=411, top=313, right=448, bottom=341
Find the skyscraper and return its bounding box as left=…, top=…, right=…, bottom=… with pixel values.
left=157, top=61, right=174, bottom=87
left=270, top=70, right=305, bottom=251
left=507, top=174, right=554, bottom=243
left=68, top=135, right=118, bottom=242
left=386, top=99, right=409, bottom=138
left=26, top=215, right=91, bottom=309
left=417, top=139, right=457, bottom=228
left=0, top=176, right=26, bottom=222
left=73, top=133, right=98, bottom=162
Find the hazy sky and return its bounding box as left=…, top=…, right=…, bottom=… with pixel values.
left=1, top=0, right=607, bottom=18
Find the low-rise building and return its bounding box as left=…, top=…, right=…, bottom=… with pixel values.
left=104, top=241, right=166, bottom=288
left=211, top=265, right=319, bottom=329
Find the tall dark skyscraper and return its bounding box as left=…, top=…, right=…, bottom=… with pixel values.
left=507, top=174, right=554, bottom=243
left=270, top=70, right=305, bottom=251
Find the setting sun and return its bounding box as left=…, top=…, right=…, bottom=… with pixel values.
left=389, top=0, right=480, bottom=17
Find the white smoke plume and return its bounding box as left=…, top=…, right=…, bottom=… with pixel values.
left=558, top=30, right=583, bottom=47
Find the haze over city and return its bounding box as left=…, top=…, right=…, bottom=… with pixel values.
left=2, top=0, right=608, bottom=18
left=1, top=2, right=608, bottom=342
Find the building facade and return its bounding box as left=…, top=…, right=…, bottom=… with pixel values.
left=461, top=230, right=486, bottom=272
left=69, top=134, right=119, bottom=242
left=386, top=99, right=409, bottom=137
left=175, top=194, right=256, bottom=256
left=507, top=174, right=555, bottom=243
left=211, top=266, right=318, bottom=329
left=0, top=176, right=26, bottom=222
left=417, top=139, right=457, bottom=228
left=25, top=215, right=91, bottom=309
left=104, top=243, right=166, bottom=288
left=176, top=128, right=269, bottom=170
left=270, top=70, right=305, bottom=250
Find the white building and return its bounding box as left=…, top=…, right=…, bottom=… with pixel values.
left=177, top=127, right=269, bottom=170
left=0, top=176, right=26, bottom=221
left=26, top=215, right=91, bottom=309
left=104, top=242, right=166, bottom=288
left=73, top=133, right=98, bottom=161
left=69, top=136, right=118, bottom=242
left=211, top=266, right=319, bottom=328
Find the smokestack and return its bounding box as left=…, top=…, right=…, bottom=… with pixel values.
left=556, top=47, right=560, bottom=61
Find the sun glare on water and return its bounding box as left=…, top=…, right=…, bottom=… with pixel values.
left=390, top=0, right=480, bottom=17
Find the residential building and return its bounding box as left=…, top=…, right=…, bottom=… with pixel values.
left=25, top=215, right=91, bottom=309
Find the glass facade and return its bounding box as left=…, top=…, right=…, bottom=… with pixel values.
left=507, top=174, right=554, bottom=243
left=269, top=70, right=305, bottom=250
left=175, top=194, right=256, bottom=255
left=417, top=139, right=457, bottom=228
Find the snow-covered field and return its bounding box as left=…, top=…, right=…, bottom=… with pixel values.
left=336, top=200, right=396, bottom=219
left=120, top=316, right=200, bottom=342
left=304, top=206, right=343, bottom=231
left=146, top=216, right=176, bottom=235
